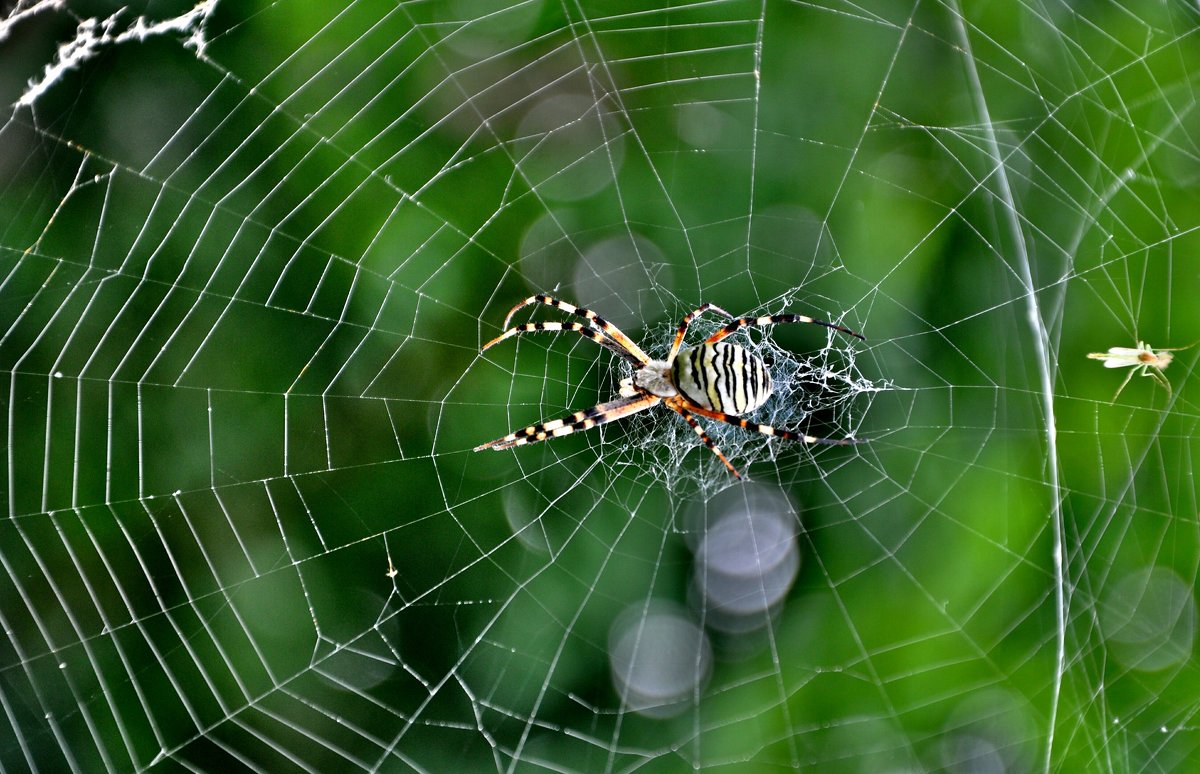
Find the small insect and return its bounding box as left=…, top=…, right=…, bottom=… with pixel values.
left=1087, top=340, right=1191, bottom=401
left=474, top=294, right=865, bottom=478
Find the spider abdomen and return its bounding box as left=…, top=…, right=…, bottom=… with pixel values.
left=672, top=341, right=772, bottom=415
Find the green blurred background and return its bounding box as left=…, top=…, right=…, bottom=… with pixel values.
left=1, top=0, right=1199, bottom=770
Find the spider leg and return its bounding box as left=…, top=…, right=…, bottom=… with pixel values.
left=500, top=294, right=651, bottom=364
left=668, top=302, right=733, bottom=362
left=482, top=322, right=644, bottom=366
left=664, top=401, right=743, bottom=479
left=706, top=313, right=864, bottom=344
left=682, top=402, right=864, bottom=446
left=475, top=393, right=660, bottom=451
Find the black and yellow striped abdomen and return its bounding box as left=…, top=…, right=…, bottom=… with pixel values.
left=672, top=342, right=772, bottom=415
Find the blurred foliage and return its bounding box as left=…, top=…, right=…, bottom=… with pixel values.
left=1, top=0, right=1199, bottom=771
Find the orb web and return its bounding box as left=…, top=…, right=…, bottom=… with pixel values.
left=1, top=1, right=1198, bottom=771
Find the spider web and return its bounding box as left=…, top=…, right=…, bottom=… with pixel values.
left=2, top=0, right=1199, bottom=770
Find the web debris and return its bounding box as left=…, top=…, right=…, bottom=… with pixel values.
left=0, top=0, right=64, bottom=45
left=15, top=0, right=216, bottom=108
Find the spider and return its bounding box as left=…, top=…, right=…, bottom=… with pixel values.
left=474, top=294, right=866, bottom=478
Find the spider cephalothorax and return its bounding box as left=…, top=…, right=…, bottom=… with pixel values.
left=475, top=294, right=865, bottom=478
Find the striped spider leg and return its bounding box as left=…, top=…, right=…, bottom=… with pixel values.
left=475, top=295, right=865, bottom=477
left=706, top=312, right=865, bottom=345
left=482, top=294, right=651, bottom=365
left=474, top=394, right=661, bottom=451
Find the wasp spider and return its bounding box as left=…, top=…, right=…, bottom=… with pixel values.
left=475, top=294, right=865, bottom=478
